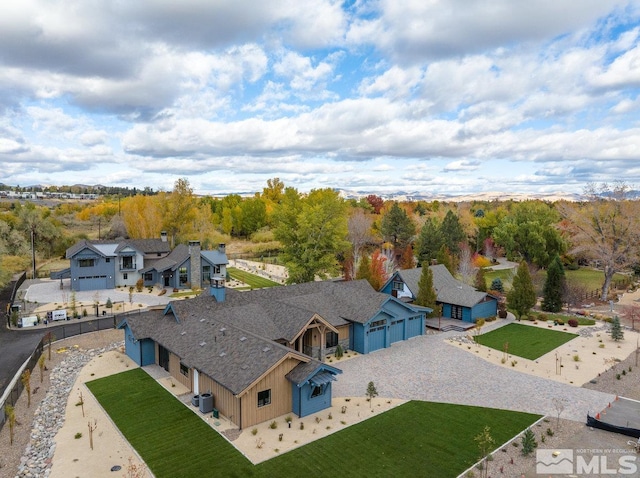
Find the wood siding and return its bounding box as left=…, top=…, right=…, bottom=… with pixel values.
left=336, top=324, right=349, bottom=341
left=169, top=352, right=191, bottom=389
left=197, top=373, right=240, bottom=426
left=240, top=357, right=300, bottom=429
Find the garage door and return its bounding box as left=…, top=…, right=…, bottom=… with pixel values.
left=77, top=276, right=108, bottom=291
left=368, top=326, right=386, bottom=352
left=406, top=316, right=422, bottom=339
left=389, top=319, right=405, bottom=343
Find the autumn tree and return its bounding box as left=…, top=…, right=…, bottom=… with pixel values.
left=622, top=304, right=640, bottom=331
left=16, top=203, right=60, bottom=278
left=347, top=208, right=374, bottom=277
left=368, top=250, right=388, bottom=290
left=557, top=182, right=640, bottom=301
left=415, top=217, right=443, bottom=266
left=273, top=188, right=349, bottom=284
left=161, top=178, right=197, bottom=246
left=541, top=255, right=566, bottom=312
left=121, top=194, right=162, bottom=239
left=366, top=195, right=384, bottom=214
left=355, top=253, right=372, bottom=285
left=474, top=267, right=487, bottom=292
left=507, top=261, right=537, bottom=319
left=398, top=244, right=415, bottom=270
left=457, top=242, right=475, bottom=285
left=380, top=202, right=415, bottom=249
left=415, top=264, right=440, bottom=317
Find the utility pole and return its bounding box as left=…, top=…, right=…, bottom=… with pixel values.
left=31, top=228, right=36, bottom=280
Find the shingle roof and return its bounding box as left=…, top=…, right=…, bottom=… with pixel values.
left=286, top=360, right=341, bottom=386
left=395, top=265, right=490, bottom=308
left=66, top=238, right=171, bottom=259
left=122, top=309, right=309, bottom=396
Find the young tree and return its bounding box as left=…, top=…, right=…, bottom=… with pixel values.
left=380, top=202, right=415, bottom=249
left=273, top=188, right=349, bottom=284
left=21, top=369, right=31, bottom=408
left=38, top=354, right=46, bottom=383
left=369, top=250, right=388, bottom=290
left=541, top=255, right=566, bottom=313
left=507, top=261, right=537, bottom=319
left=622, top=304, right=640, bottom=331
left=610, top=316, right=624, bottom=342
left=365, top=381, right=378, bottom=408
left=436, top=244, right=455, bottom=274
left=161, top=178, right=197, bottom=246
left=474, top=425, right=495, bottom=478
left=6, top=404, right=15, bottom=445
left=415, top=264, right=440, bottom=317
left=521, top=428, right=538, bottom=456
left=490, top=277, right=504, bottom=294
left=457, top=242, right=475, bottom=285
left=557, top=182, right=640, bottom=301
left=356, top=253, right=372, bottom=285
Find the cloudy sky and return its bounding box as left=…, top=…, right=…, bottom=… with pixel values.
left=1, top=1, right=640, bottom=197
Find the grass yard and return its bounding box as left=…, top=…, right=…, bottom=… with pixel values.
left=227, top=266, right=281, bottom=288
left=88, top=369, right=540, bottom=478
left=474, top=323, right=577, bottom=360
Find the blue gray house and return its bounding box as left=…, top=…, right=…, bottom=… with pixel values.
left=380, top=264, right=498, bottom=323
left=65, top=234, right=228, bottom=292
left=118, top=278, right=427, bottom=428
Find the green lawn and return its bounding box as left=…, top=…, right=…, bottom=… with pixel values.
left=474, top=323, right=577, bottom=360
left=88, top=369, right=540, bottom=478
left=227, top=266, right=281, bottom=288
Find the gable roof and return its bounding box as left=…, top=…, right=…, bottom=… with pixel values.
left=66, top=238, right=171, bottom=259
left=286, top=361, right=342, bottom=387
left=140, top=243, right=190, bottom=273
left=390, top=265, right=492, bottom=308
left=120, top=309, right=311, bottom=396
left=201, top=249, right=229, bottom=266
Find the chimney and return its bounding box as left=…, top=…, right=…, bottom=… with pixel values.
left=160, top=231, right=168, bottom=242
left=218, top=243, right=226, bottom=254
left=209, top=277, right=226, bottom=302
left=189, top=241, right=201, bottom=288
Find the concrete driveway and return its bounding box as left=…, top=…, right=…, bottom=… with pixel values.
left=333, top=332, right=614, bottom=422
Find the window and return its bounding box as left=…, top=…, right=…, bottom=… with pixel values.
left=311, top=385, right=323, bottom=398
left=370, top=319, right=385, bottom=328
left=144, top=272, right=153, bottom=282
left=392, top=281, right=403, bottom=290
left=78, top=258, right=95, bottom=268
left=258, top=389, right=271, bottom=407
left=105, top=258, right=110, bottom=263
left=123, top=273, right=128, bottom=280
left=452, top=305, right=463, bottom=320
left=326, top=331, right=338, bottom=348
left=202, top=265, right=211, bottom=281
left=179, top=267, right=188, bottom=285
left=180, top=362, right=189, bottom=376
left=213, top=265, right=221, bottom=274
left=121, top=255, right=135, bottom=270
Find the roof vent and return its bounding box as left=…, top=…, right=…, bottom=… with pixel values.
left=180, top=331, right=186, bottom=336
left=262, top=346, right=271, bottom=352
left=219, top=352, right=226, bottom=357
left=200, top=318, right=205, bottom=322
left=199, top=341, right=206, bottom=347
left=241, top=365, right=249, bottom=370
left=240, top=336, right=247, bottom=342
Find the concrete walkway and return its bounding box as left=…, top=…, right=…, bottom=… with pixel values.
left=333, top=328, right=614, bottom=422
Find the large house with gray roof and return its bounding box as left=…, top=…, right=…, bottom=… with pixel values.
left=118, top=278, right=429, bottom=428
left=65, top=233, right=228, bottom=292
left=380, top=264, right=498, bottom=323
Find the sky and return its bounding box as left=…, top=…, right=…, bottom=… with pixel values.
left=1, top=1, right=640, bottom=198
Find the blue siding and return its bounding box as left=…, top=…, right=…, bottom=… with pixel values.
left=442, top=303, right=452, bottom=318
left=140, top=339, right=155, bottom=366
left=123, top=323, right=142, bottom=365
left=471, top=299, right=498, bottom=321
left=389, top=319, right=404, bottom=343
left=368, top=327, right=386, bottom=352
left=295, top=382, right=333, bottom=417
left=352, top=324, right=366, bottom=354
left=406, top=315, right=423, bottom=338
left=70, top=249, right=115, bottom=291
left=462, top=307, right=472, bottom=322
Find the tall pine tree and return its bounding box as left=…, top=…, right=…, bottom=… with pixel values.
left=474, top=267, right=487, bottom=292
left=507, top=261, right=536, bottom=319
left=415, top=264, right=441, bottom=317
left=541, top=255, right=565, bottom=312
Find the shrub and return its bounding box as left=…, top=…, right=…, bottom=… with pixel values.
left=269, top=421, right=277, bottom=429
left=616, top=374, right=621, bottom=380
left=573, top=355, right=580, bottom=362
left=521, top=428, right=537, bottom=456
left=251, top=428, right=258, bottom=436
left=136, top=278, right=144, bottom=292
left=335, top=344, right=343, bottom=359
left=567, top=319, right=578, bottom=327
left=82, top=308, right=87, bottom=317
left=556, top=319, right=564, bottom=326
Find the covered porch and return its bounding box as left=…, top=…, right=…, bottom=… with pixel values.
left=425, top=317, right=477, bottom=332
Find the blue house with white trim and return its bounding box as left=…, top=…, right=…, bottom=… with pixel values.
left=381, top=264, right=498, bottom=323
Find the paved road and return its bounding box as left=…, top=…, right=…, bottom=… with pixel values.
left=0, top=325, right=45, bottom=397
left=333, top=330, right=614, bottom=422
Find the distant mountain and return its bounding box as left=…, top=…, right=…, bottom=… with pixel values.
left=335, top=189, right=584, bottom=202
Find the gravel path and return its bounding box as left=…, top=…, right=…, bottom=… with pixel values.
left=333, top=330, right=615, bottom=422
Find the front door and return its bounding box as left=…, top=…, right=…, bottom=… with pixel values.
left=158, top=345, right=170, bottom=372
left=164, top=275, right=170, bottom=287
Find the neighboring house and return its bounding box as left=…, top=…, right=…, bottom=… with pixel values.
left=380, top=264, right=498, bottom=323
left=119, top=278, right=428, bottom=428
left=65, top=233, right=228, bottom=292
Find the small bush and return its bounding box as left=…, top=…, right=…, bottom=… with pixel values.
left=251, top=428, right=258, bottom=436
left=616, top=374, right=621, bottom=380
left=567, top=319, right=578, bottom=327
left=573, top=355, right=580, bottom=362
left=269, top=421, right=277, bottom=429
left=546, top=428, right=554, bottom=437
left=74, top=432, right=82, bottom=439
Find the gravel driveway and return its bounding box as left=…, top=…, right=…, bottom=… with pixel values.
left=333, top=332, right=614, bottom=422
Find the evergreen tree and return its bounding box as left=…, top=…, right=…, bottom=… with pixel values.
left=415, top=217, right=443, bottom=266
left=380, top=202, right=416, bottom=249
left=366, top=381, right=378, bottom=408
left=355, top=253, right=372, bottom=285
left=541, top=255, right=565, bottom=312
left=440, top=210, right=466, bottom=255
left=436, top=244, right=455, bottom=274
left=610, top=316, right=624, bottom=341
left=521, top=428, right=537, bottom=456
left=507, top=261, right=536, bottom=319
left=474, top=267, right=487, bottom=292
left=490, top=277, right=504, bottom=293
left=415, top=264, right=441, bottom=317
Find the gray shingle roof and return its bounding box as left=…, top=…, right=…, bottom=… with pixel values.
left=66, top=238, right=171, bottom=259
left=395, top=265, right=490, bottom=308
left=122, top=309, right=310, bottom=396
